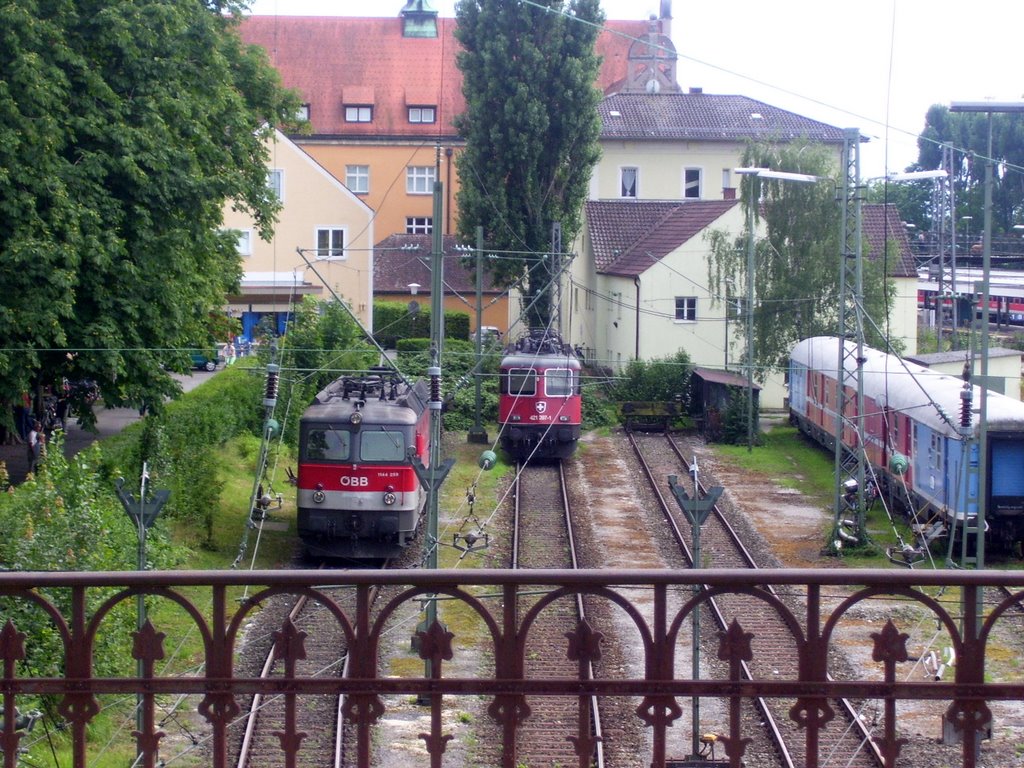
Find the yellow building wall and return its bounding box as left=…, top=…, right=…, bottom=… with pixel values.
left=299, top=142, right=462, bottom=241
left=221, top=131, right=376, bottom=327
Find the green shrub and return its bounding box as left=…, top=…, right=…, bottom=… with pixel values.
left=581, top=376, right=618, bottom=430
left=0, top=439, right=183, bottom=718
left=609, top=350, right=693, bottom=410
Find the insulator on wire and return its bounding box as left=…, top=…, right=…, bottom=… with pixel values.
left=428, top=365, right=441, bottom=408
left=264, top=363, right=280, bottom=407
left=960, top=383, right=972, bottom=429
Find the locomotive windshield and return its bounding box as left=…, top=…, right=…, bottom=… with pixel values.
left=304, top=428, right=351, bottom=461
left=545, top=368, right=576, bottom=397
left=506, top=368, right=537, bottom=396
left=360, top=428, right=406, bottom=462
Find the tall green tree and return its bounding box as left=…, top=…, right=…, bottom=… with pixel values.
left=454, top=0, right=604, bottom=327
left=0, top=0, right=299, bottom=424
left=916, top=104, right=1024, bottom=232
left=707, top=141, right=895, bottom=379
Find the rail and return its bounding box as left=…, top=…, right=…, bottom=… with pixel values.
left=1, top=568, right=1023, bottom=768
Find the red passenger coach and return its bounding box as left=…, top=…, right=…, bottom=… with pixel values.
left=498, top=330, right=582, bottom=461
left=297, top=371, right=429, bottom=560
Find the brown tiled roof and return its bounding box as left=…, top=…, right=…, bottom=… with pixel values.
left=585, top=200, right=739, bottom=277
left=599, top=92, right=848, bottom=143
left=374, top=233, right=503, bottom=294
left=863, top=203, right=916, bottom=278
left=238, top=16, right=648, bottom=138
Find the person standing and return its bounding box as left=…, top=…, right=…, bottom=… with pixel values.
left=226, top=341, right=236, bottom=366
left=27, top=420, right=43, bottom=473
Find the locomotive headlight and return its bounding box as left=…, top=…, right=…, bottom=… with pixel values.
left=350, top=411, right=363, bottom=425
left=559, top=415, right=568, bottom=422
left=383, top=485, right=397, bottom=505
left=511, top=415, right=521, bottom=422
left=312, top=484, right=326, bottom=504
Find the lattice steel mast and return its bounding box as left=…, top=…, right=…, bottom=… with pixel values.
left=831, top=128, right=869, bottom=548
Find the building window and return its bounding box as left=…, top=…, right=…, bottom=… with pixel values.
left=683, top=168, right=701, bottom=199
left=296, top=104, right=310, bottom=122
left=674, top=296, right=697, bottom=322
left=346, top=165, right=369, bottom=194
left=316, top=227, right=345, bottom=259
left=268, top=169, right=283, bottom=201
left=236, top=230, right=252, bottom=257
left=345, top=105, right=372, bottom=123
left=406, top=216, right=433, bottom=234
left=408, top=106, right=436, bottom=124
left=620, top=167, right=638, bottom=198
left=407, top=166, right=435, bottom=194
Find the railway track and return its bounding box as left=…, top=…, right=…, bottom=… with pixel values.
left=628, top=429, right=886, bottom=768
left=232, top=567, right=384, bottom=768
left=512, top=461, right=605, bottom=768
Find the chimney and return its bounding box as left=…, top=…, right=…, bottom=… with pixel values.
left=660, top=0, right=672, bottom=37
left=689, top=87, right=703, bottom=95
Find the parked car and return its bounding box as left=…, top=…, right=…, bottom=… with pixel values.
left=190, top=350, right=223, bottom=371
left=470, top=326, right=502, bottom=345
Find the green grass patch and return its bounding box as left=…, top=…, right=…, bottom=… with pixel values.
left=708, top=424, right=925, bottom=567
left=712, top=425, right=834, bottom=501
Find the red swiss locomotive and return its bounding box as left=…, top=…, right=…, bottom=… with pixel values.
left=498, top=330, right=582, bottom=461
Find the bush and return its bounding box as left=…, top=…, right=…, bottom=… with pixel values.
left=609, top=350, right=693, bottom=410
left=373, top=301, right=472, bottom=349
left=581, top=375, right=618, bottom=430
left=0, top=439, right=183, bottom=716
left=101, top=364, right=264, bottom=547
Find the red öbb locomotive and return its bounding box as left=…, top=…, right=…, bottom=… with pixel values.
left=498, top=330, right=582, bottom=461
left=297, top=370, right=429, bottom=559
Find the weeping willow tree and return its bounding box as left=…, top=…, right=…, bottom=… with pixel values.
left=706, top=141, right=897, bottom=381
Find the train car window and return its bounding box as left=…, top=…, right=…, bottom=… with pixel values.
left=360, top=429, right=406, bottom=461
left=545, top=368, right=575, bottom=397
left=507, top=369, right=537, bottom=396
left=306, top=428, right=350, bottom=461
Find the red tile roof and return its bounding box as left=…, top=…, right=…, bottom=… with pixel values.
left=237, top=15, right=649, bottom=138
left=585, top=200, right=739, bottom=277
left=374, top=233, right=504, bottom=294
left=863, top=203, right=916, bottom=278
left=586, top=201, right=913, bottom=279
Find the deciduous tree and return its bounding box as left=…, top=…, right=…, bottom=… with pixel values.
left=707, top=142, right=895, bottom=379
left=0, top=0, right=299, bottom=424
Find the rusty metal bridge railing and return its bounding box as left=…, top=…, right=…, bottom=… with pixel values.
left=2, top=567, right=1022, bottom=768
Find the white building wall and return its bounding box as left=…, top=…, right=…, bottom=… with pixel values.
left=593, top=141, right=742, bottom=201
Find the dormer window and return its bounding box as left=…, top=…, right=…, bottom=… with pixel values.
left=408, top=106, right=436, bottom=124
left=345, top=105, right=373, bottom=123
left=296, top=104, right=310, bottom=122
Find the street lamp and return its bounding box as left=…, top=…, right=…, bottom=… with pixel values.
left=734, top=167, right=819, bottom=452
